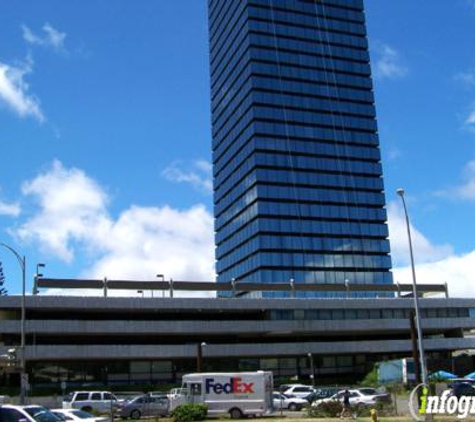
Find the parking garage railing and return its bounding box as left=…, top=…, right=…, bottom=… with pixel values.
left=35, top=277, right=449, bottom=298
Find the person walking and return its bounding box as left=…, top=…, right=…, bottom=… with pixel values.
left=340, top=389, right=355, bottom=419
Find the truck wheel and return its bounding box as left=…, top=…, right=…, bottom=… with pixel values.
left=81, top=407, right=92, bottom=413
left=230, top=408, right=243, bottom=419
left=130, top=410, right=141, bottom=420
left=288, top=403, right=299, bottom=411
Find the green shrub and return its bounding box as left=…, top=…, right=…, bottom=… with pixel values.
left=308, top=400, right=396, bottom=419
left=307, top=400, right=343, bottom=418
left=172, top=404, right=208, bottom=422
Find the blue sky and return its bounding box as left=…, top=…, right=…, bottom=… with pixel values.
left=0, top=1, right=475, bottom=298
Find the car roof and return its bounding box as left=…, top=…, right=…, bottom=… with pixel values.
left=285, top=384, right=313, bottom=388
left=333, top=389, right=359, bottom=394
left=72, top=391, right=111, bottom=393
left=51, top=409, right=76, bottom=412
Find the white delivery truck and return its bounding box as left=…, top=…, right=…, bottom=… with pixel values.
left=169, top=371, right=274, bottom=419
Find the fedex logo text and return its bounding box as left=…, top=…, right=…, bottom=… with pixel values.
left=205, top=377, right=254, bottom=395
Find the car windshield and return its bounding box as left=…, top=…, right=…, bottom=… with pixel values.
left=25, top=407, right=63, bottom=422
left=70, top=410, right=94, bottom=419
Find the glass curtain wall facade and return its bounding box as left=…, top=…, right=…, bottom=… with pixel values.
left=208, top=0, right=392, bottom=293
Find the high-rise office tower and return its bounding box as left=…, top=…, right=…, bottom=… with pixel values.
left=209, top=0, right=392, bottom=293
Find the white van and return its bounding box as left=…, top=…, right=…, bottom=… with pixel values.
left=169, top=371, right=274, bottom=419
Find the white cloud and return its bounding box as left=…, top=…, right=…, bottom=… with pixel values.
left=393, top=251, right=475, bottom=299
left=466, top=105, right=475, bottom=131
left=17, top=160, right=110, bottom=262
left=0, top=56, right=44, bottom=122
left=14, top=161, right=215, bottom=286
left=433, top=104, right=475, bottom=200
left=435, top=157, right=475, bottom=201
left=452, top=158, right=475, bottom=200
left=387, top=201, right=475, bottom=298
left=0, top=200, right=21, bottom=217
left=387, top=201, right=453, bottom=267
left=373, top=43, right=408, bottom=80
left=0, top=186, right=21, bottom=217
left=162, top=159, right=213, bottom=193
left=86, top=204, right=214, bottom=283
left=454, top=70, right=475, bottom=89
left=22, top=23, right=66, bottom=52
left=387, top=147, right=402, bottom=161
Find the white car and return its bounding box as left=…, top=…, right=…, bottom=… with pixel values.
left=312, top=389, right=389, bottom=408
left=52, top=408, right=110, bottom=422
left=281, top=384, right=316, bottom=400
left=0, top=405, right=62, bottom=422
left=272, top=392, right=308, bottom=411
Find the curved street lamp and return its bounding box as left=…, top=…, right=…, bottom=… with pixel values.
left=0, top=242, right=27, bottom=404
left=396, top=189, right=428, bottom=385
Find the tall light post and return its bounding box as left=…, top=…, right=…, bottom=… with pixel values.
left=197, top=342, right=206, bottom=373
left=396, top=189, right=428, bottom=385
left=0, top=242, right=27, bottom=404
left=33, top=263, right=45, bottom=295
left=307, top=352, right=315, bottom=386
left=156, top=274, right=165, bottom=298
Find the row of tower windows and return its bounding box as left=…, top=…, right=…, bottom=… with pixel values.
left=215, top=199, right=387, bottom=238
left=217, top=248, right=392, bottom=274
left=217, top=268, right=393, bottom=285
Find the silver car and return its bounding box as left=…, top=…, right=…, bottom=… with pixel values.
left=273, top=392, right=308, bottom=411
left=118, top=394, right=169, bottom=419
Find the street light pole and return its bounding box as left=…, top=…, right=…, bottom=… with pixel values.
left=396, top=189, right=428, bottom=385
left=0, top=242, right=27, bottom=404
left=307, top=352, right=315, bottom=386
left=33, top=263, right=45, bottom=295
left=156, top=274, right=165, bottom=298
left=197, top=342, right=206, bottom=373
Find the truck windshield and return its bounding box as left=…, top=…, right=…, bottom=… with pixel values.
left=189, top=383, right=201, bottom=395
